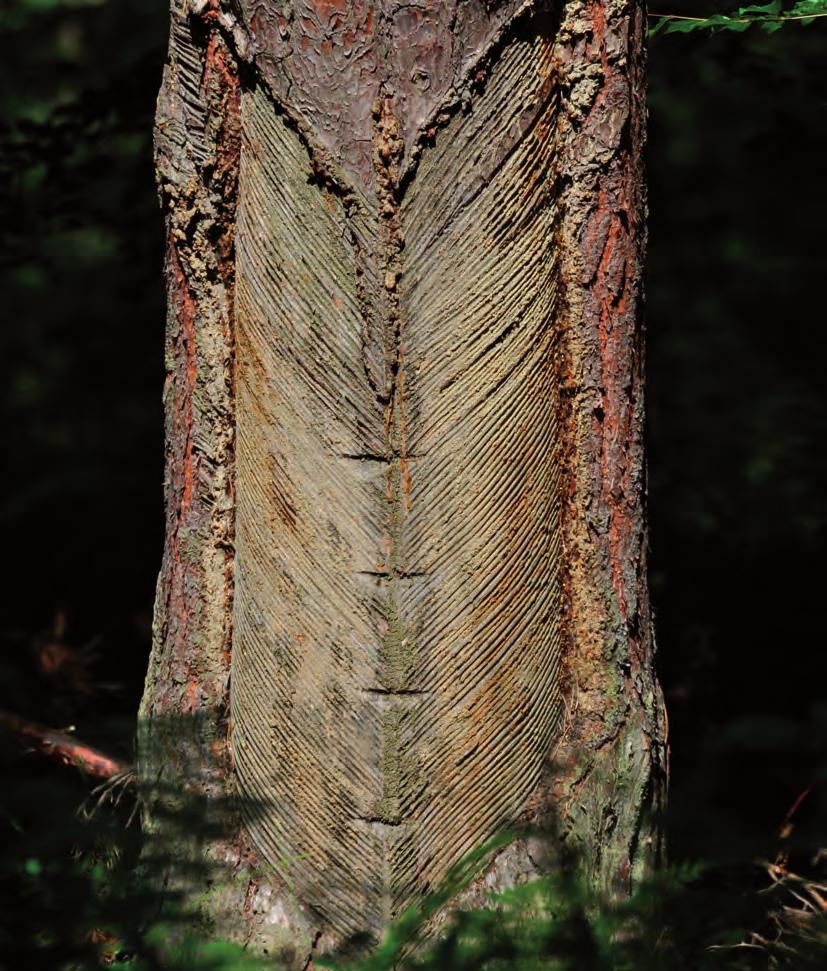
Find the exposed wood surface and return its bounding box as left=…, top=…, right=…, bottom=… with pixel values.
left=232, top=16, right=562, bottom=933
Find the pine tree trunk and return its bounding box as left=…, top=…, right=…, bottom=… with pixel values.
left=140, top=0, right=666, bottom=961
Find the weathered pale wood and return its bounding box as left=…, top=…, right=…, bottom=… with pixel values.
left=141, top=0, right=665, bottom=960
left=233, top=27, right=561, bottom=936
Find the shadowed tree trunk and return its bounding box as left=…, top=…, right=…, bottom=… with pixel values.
left=140, top=0, right=666, bottom=961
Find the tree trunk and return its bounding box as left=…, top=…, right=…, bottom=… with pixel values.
left=140, top=0, right=666, bottom=961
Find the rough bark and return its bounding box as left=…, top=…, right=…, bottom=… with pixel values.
left=140, top=0, right=665, bottom=961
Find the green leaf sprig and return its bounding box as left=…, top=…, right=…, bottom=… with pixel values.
left=649, top=0, right=827, bottom=35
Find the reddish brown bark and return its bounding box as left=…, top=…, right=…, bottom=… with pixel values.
left=548, top=0, right=666, bottom=888
left=142, top=13, right=239, bottom=730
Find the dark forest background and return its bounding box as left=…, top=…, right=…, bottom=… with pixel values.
left=1, top=1, right=826, bottom=966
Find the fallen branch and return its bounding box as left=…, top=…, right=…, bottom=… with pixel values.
left=0, top=709, right=133, bottom=781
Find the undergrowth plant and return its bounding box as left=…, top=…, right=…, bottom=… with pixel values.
left=4, top=771, right=825, bottom=971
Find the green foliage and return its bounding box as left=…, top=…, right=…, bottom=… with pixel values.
left=322, top=855, right=827, bottom=971
left=0, top=740, right=272, bottom=971
left=133, top=927, right=268, bottom=971
left=3, top=757, right=825, bottom=971
left=650, top=0, right=827, bottom=35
